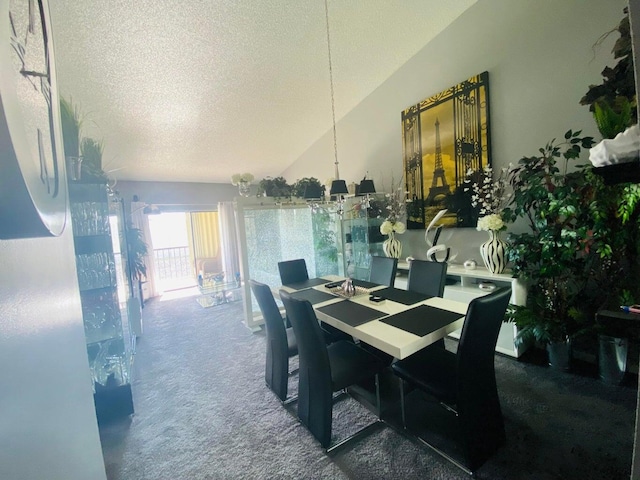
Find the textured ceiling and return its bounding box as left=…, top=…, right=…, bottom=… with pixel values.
left=49, top=0, right=475, bottom=184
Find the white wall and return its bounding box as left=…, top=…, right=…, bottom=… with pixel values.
left=283, top=0, right=627, bottom=260
left=0, top=225, right=107, bottom=479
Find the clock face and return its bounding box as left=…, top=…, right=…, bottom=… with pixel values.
left=0, top=0, right=67, bottom=238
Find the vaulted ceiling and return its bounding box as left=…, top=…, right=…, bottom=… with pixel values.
left=50, top=0, right=475, bottom=184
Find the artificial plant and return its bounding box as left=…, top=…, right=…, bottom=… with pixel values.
left=503, top=130, right=595, bottom=345
left=580, top=9, right=636, bottom=138
left=257, top=176, right=292, bottom=198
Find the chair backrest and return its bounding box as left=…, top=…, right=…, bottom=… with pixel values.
left=456, top=287, right=511, bottom=407
left=279, top=290, right=331, bottom=384
left=406, top=259, right=448, bottom=297
left=369, top=256, right=398, bottom=287
left=278, top=259, right=309, bottom=285
left=249, top=279, right=287, bottom=348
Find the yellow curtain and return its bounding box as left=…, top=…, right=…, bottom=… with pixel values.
left=186, top=212, right=220, bottom=271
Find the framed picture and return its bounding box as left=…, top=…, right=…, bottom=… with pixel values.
left=401, top=71, right=491, bottom=229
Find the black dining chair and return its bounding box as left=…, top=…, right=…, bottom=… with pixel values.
left=278, top=258, right=351, bottom=344
left=369, top=256, right=398, bottom=287
left=280, top=289, right=386, bottom=453
left=278, top=259, right=309, bottom=285
left=407, top=259, right=448, bottom=350
left=407, top=259, right=448, bottom=297
left=391, top=287, right=512, bottom=474
left=250, top=280, right=298, bottom=404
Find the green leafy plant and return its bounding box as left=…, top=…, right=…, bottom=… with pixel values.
left=502, top=130, right=595, bottom=345
left=257, top=176, right=292, bottom=198
left=593, top=97, right=634, bottom=139
left=125, top=225, right=148, bottom=281
left=292, top=177, right=323, bottom=198
left=60, top=97, right=83, bottom=158
left=80, top=137, right=107, bottom=180
left=580, top=10, right=636, bottom=136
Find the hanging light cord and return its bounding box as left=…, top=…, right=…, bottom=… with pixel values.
left=324, top=0, right=340, bottom=180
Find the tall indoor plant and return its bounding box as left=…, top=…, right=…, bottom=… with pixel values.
left=503, top=130, right=595, bottom=369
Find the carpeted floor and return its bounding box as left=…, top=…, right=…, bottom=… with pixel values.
left=100, top=291, right=638, bottom=479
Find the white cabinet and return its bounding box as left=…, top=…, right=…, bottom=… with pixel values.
left=396, top=262, right=527, bottom=358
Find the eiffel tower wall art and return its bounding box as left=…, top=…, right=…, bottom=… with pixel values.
left=401, top=71, right=492, bottom=229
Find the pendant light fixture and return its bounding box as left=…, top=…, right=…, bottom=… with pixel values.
left=324, top=0, right=348, bottom=214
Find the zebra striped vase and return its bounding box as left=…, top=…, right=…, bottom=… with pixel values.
left=479, top=230, right=507, bottom=274
left=383, top=232, right=402, bottom=259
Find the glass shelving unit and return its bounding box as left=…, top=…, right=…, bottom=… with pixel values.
left=69, top=182, right=134, bottom=422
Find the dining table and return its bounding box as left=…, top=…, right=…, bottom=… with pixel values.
left=278, top=275, right=468, bottom=360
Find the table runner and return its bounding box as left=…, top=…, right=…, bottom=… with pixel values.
left=316, top=300, right=387, bottom=327
left=380, top=304, right=463, bottom=336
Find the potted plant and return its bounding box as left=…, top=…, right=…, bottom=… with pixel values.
left=80, top=137, right=107, bottom=181
left=60, top=97, right=83, bottom=181
left=292, top=177, right=324, bottom=199
left=503, top=130, right=595, bottom=370
left=256, top=176, right=292, bottom=198
left=125, top=224, right=148, bottom=336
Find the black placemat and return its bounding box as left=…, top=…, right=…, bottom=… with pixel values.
left=380, top=304, right=463, bottom=337
left=290, top=288, right=336, bottom=305
left=316, top=300, right=387, bottom=327
left=352, top=279, right=380, bottom=289
left=283, top=278, right=329, bottom=290
left=374, top=287, right=432, bottom=305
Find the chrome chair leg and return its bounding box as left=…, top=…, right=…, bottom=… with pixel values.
left=398, top=377, right=406, bottom=429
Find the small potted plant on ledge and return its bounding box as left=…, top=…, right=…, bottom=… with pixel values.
left=503, top=130, right=595, bottom=370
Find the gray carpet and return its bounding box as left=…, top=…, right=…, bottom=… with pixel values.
left=100, top=292, right=637, bottom=479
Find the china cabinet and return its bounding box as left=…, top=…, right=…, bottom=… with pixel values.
left=69, top=182, right=134, bottom=422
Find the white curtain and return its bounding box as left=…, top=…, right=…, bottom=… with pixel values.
left=218, top=201, right=240, bottom=280
left=130, top=201, right=159, bottom=298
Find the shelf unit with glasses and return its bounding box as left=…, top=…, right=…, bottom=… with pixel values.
left=68, top=181, right=134, bottom=422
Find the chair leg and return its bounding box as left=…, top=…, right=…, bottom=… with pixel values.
left=375, top=374, right=381, bottom=418
left=398, top=377, right=406, bottom=429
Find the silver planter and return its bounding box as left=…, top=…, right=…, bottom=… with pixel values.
left=546, top=338, right=572, bottom=371
left=598, top=335, right=628, bottom=385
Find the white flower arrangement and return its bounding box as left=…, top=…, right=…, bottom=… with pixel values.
left=231, top=173, right=254, bottom=186
left=380, top=220, right=406, bottom=235
left=476, top=213, right=505, bottom=232
left=464, top=165, right=511, bottom=216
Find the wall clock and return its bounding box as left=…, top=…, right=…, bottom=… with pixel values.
left=0, top=0, right=67, bottom=239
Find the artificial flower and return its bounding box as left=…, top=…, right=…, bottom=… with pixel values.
left=476, top=213, right=505, bottom=231
left=231, top=173, right=255, bottom=186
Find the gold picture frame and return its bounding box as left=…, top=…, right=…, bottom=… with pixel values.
left=402, top=71, right=491, bottom=229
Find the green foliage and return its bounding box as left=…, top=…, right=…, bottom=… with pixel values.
left=125, top=225, right=148, bottom=281
left=257, top=176, right=292, bottom=198
left=60, top=97, right=82, bottom=158
left=80, top=137, right=107, bottom=180
left=593, top=97, right=634, bottom=139
left=502, top=130, right=595, bottom=343
left=580, top=11, right=637, bottom=129
left=292, top=177, right=323, bottom=198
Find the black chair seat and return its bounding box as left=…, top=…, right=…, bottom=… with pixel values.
left=328, top=340, right=386, bottom=392
left=391, top=345, right=456, bottom=405
left=286, top=327, right=298, bottom=356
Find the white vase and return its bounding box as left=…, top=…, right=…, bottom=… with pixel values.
left=383, top=232, right=402, bottom=259
left=479, top=230, right=507, bottom=274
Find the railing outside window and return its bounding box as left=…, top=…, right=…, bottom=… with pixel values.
left=153, top=246, right=195, bottom=290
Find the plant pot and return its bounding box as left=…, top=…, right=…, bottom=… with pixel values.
left=598, top=334, right=628, bottom=385
left=546, top=338, right=571, bottom=371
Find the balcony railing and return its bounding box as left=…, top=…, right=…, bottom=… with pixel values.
left=153, top=246, right=196, bottom=290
